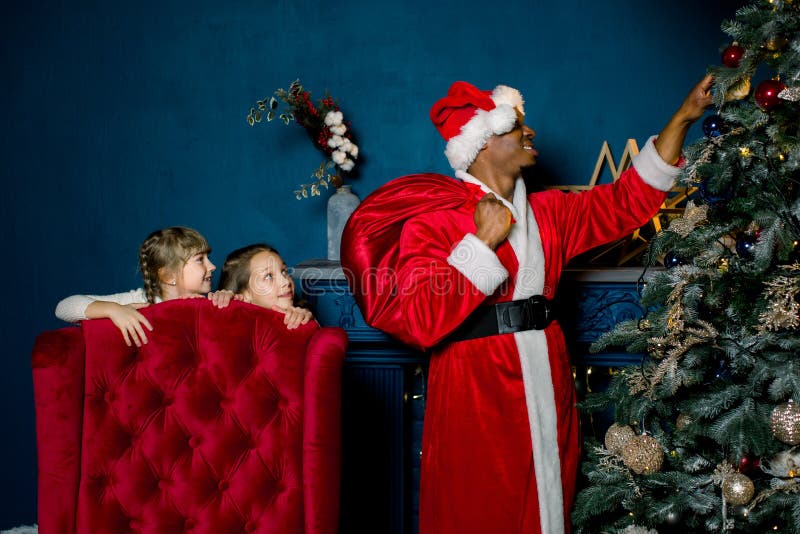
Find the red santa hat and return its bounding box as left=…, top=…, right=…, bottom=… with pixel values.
left=430, top=81, right=525, bottom=171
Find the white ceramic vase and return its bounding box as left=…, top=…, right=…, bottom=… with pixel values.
left=327, top=185, right=360, bottom=261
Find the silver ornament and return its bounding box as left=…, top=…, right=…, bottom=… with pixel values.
left=731, top=505, right=751, bottom=520
left=621, top=527, right=658, bottom=534
left=665, top=508, right=681, bottom=524
left=779, top=86, right=800, bottom=102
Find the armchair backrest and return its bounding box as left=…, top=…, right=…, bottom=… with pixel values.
left=33, top=299, right=346, bottom=534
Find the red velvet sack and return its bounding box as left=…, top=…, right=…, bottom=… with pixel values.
left=341, top=173, right=473, bottom=334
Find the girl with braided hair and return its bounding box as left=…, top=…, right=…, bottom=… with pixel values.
left=55, top=226, right=236, bottom=346
left=218, top=243, right=313, bottom=330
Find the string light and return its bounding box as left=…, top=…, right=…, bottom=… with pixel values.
left=740, top=146, right=752, bottom=157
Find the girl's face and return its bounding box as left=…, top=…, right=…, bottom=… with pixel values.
left=243, top=251, right=295, bottom=310
left=176, top=252, right=216, bottom=296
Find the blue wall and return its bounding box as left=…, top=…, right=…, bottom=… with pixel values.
left=2, top=0, right=739, bottom=528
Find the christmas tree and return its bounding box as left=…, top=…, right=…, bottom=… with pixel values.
left=572, top=1, right=800, bottom=532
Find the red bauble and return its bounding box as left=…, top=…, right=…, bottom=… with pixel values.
left=754, top=79, right=787, bottom=110
left=722, top=43, right=745, bottom=68
left=738, top=454, right=761, bottom=474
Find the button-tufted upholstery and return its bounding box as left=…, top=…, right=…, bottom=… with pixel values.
left=32, top=299, right=347, bottom=534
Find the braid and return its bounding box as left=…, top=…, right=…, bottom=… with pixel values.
left=139, top=232, right=162, bottom=303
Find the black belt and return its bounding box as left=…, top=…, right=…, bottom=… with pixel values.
left=445, top=295, right=557, bottom=343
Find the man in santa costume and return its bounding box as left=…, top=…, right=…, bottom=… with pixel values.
left=340, top=76, right=712, bottom=533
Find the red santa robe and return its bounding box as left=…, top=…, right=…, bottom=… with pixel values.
left=340, top=136, right=679, bottom=534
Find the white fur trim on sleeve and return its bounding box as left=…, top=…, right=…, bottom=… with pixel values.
left=631, top=135, right=680, bottom=192
left=447, top=233, right=509, bottom=295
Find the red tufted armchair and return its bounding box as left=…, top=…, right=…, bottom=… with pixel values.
left=32, top=299, right=347, bottom=534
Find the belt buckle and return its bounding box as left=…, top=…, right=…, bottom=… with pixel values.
left=526, top=295, right=552, bottom=330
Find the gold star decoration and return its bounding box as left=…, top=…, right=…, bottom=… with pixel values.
left=667, top=201, right=709, bottom=238
left=546, top=139, right=695, bottom=266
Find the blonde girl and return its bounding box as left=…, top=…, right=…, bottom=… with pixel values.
left=218, top=244, right=313, bottom=329
left=55, top=226, right=236, bottom=346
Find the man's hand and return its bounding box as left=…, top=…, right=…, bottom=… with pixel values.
left=675, top=74, right=714, bottom=124
left=474, top=193, right=513, bottom=249
left=655, top=74, right=714, bottom=165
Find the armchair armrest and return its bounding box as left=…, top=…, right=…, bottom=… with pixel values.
left=303, top=327, right=347, bottom=534
left=32, top=327, right=85, bottom=534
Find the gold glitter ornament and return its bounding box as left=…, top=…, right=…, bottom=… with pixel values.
left=722, top=472, right=755, bottom=505
left=725, top=77, right=751, bottom=102
left=647, top=339, right=667, bottom=359
left=771, top=400, right=800, bottom=445
left=605, top=423, right=636, bottom=454
left=765, top=34, right=789, bottom=51
left=676, top=413, right=693, bottom=430
left=622, top=434, right=664, bottom=474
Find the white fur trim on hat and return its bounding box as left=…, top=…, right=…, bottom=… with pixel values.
left=491, top=85, right=525, bottom=114
left=444, top=85, right=525, bottom=172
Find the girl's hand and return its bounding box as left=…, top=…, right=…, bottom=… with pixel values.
left=273, top=304, right=314, bottom=330
left=89, top=301, right=153, bottom=347
left=207, top=289, right=242, bottom=308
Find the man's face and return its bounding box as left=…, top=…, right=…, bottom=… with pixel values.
left=482, top=109, right=537, bottom=175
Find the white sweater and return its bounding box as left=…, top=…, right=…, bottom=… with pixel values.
left=54, top=288, right=156, bottom=323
